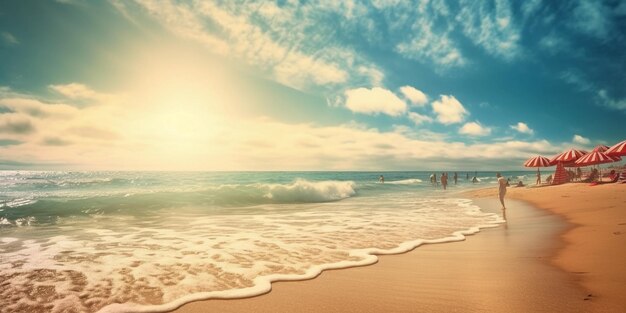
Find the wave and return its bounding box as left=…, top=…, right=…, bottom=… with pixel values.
left=386, top=178, right=422, bottom=185
left=0, top=198, right=36, bottom=208
left=0, top=179, right=356, bottom=226
left=0, top=197, right=505, bottom=313
left=261, top=179, right=356, bottom=202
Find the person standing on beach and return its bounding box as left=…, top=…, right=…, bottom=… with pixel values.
left=441, top=173, right=448, bottom=190
left=496, top=172, right=507, bottom=210
left=536, top=170, right=541, bottom=185
left=466, top=173, right=469, bottom=180
left=379, top=175, right=384, bottom=183
left=453, top=172, right=458, bottom=185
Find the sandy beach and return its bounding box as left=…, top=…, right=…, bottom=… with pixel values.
left=470, top=182, right=626, bottom=312
left=172, top=182, right=626, bottom=313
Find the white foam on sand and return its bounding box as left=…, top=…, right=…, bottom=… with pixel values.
left=0, top=195, right=503, bottom=313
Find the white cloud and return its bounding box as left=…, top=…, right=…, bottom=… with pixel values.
left=521, top=0, right=542, bottom=20
left=459, top=121, right=491, bottom=136
left=560, top=73, right=625, bottom=112
left=129, top=0, right=384, bottom=91
left=344, top=87, right=406, bottom=116
left=357, top=66, right=385, bottom=87
left=538, top=32, right=571, bottom=54
left=1, top=86, right=585, bottom=170
left=0, top=97, right=79, bottom=119
left=598, top=89, right=626, bottom=110
left=407, top=112, right=432, bottom=126
left=573, top=134, right=590, bottom=145
left=399, top=86, right=428, bottom=106
left=49, top=83, right=114, bottom=104
left=510, top=122, right=534, bottom=135
left=431, top=95, right=468, bottom=124
left=560, top=70, right=593, bottom=92
left=569, top=0, right=611, bottom=38
left=1, top=32, right=18, bottom=46
left=395, top=7, right=466, bottom=68
left=456, top=0, right=521, bottom=60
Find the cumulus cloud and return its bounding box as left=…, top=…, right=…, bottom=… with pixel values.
left=0, top=84, right=128, bottom=165
left=0, top=85, right=579, bottom=171
left=0, top=96, right=80, bottom=119
left=459, top=121, right=491, bottom=136
left=573, top=134, right=590, bottom=145
left=41, top=137, right=72, bottom=146
left=407, top=112, right=432, bottom=126
left=0, top=116, right=35, bottom=134
left=68, top=126, right=121, bottom=140
left=510, top=122, right=534, bottom=135
left=0, top=139, right=22, bottom=146
left=431, top=95, right=468, bottom=124
left=49, top=83, right=112, bottom=102
left=344, top=87, right=407, bottom=116
left=400, top=86, right=428, bottom=106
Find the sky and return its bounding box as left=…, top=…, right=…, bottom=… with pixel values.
left=0, top=0, right=625, bottom=171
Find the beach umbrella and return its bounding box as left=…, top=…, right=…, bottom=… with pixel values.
left=575, top=151, right=621, bottom=182
left=575, top=151, right=621, bottom=166
left=605, top=140, right=626, bottom=157
left=523, top=155, right=551, bottom=167
left=523, top=155, right=552, bottom=183
left=549, top=149, right=587, bottom=166
left=592, top=144, right=610, bottom=152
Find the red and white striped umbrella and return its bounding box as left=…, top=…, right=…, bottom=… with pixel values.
left=549, top=149, right=587, bottom=165
left=574, top=151, right=620, bottom=167
left=523, top=156, right=551, bottom=167
left=605, top=140, right=626, bottom=157
left=524, top=156, right=552, bottom=183
left=592, top=144, right=610, bottom=152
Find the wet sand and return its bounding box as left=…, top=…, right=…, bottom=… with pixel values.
left=171, top=183, right=626, bottom=313
left=468, top=182, right=626, bottom=312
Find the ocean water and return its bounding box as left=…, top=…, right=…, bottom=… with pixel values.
left=0, top=171, right=531, bottom=313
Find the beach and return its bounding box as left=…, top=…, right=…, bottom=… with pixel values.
left=472, top=182, right=626, bottom=312
left=173, top=183, right=626, bottom=313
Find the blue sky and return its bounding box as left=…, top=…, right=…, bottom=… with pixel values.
left=0, top=0, right=624, bottom=170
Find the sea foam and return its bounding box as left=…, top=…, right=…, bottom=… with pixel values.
left=386, top=178, right=422, bottom=184
left=0, top=194, right=503, bottom=313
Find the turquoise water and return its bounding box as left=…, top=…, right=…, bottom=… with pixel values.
left=0, top=171, right=529, bottom=312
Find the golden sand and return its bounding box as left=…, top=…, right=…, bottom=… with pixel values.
left=171, top=183, right=626, bottom=313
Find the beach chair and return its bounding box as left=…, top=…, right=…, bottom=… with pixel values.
left=599, top=171, right=621, bottom=184
left=618, top=171, right=626, bottom=184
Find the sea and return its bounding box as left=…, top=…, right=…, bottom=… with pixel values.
left=0, top=170, right=533, bottom=313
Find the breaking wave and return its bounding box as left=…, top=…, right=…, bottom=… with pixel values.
left=386, top=178, right=423, bottom=184
left=0, top=180, right=356, bottom=226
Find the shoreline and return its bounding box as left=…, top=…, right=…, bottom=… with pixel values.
left=468, top=183, right=626, bottom=311
left=169, top=185, right=617, bottom=313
